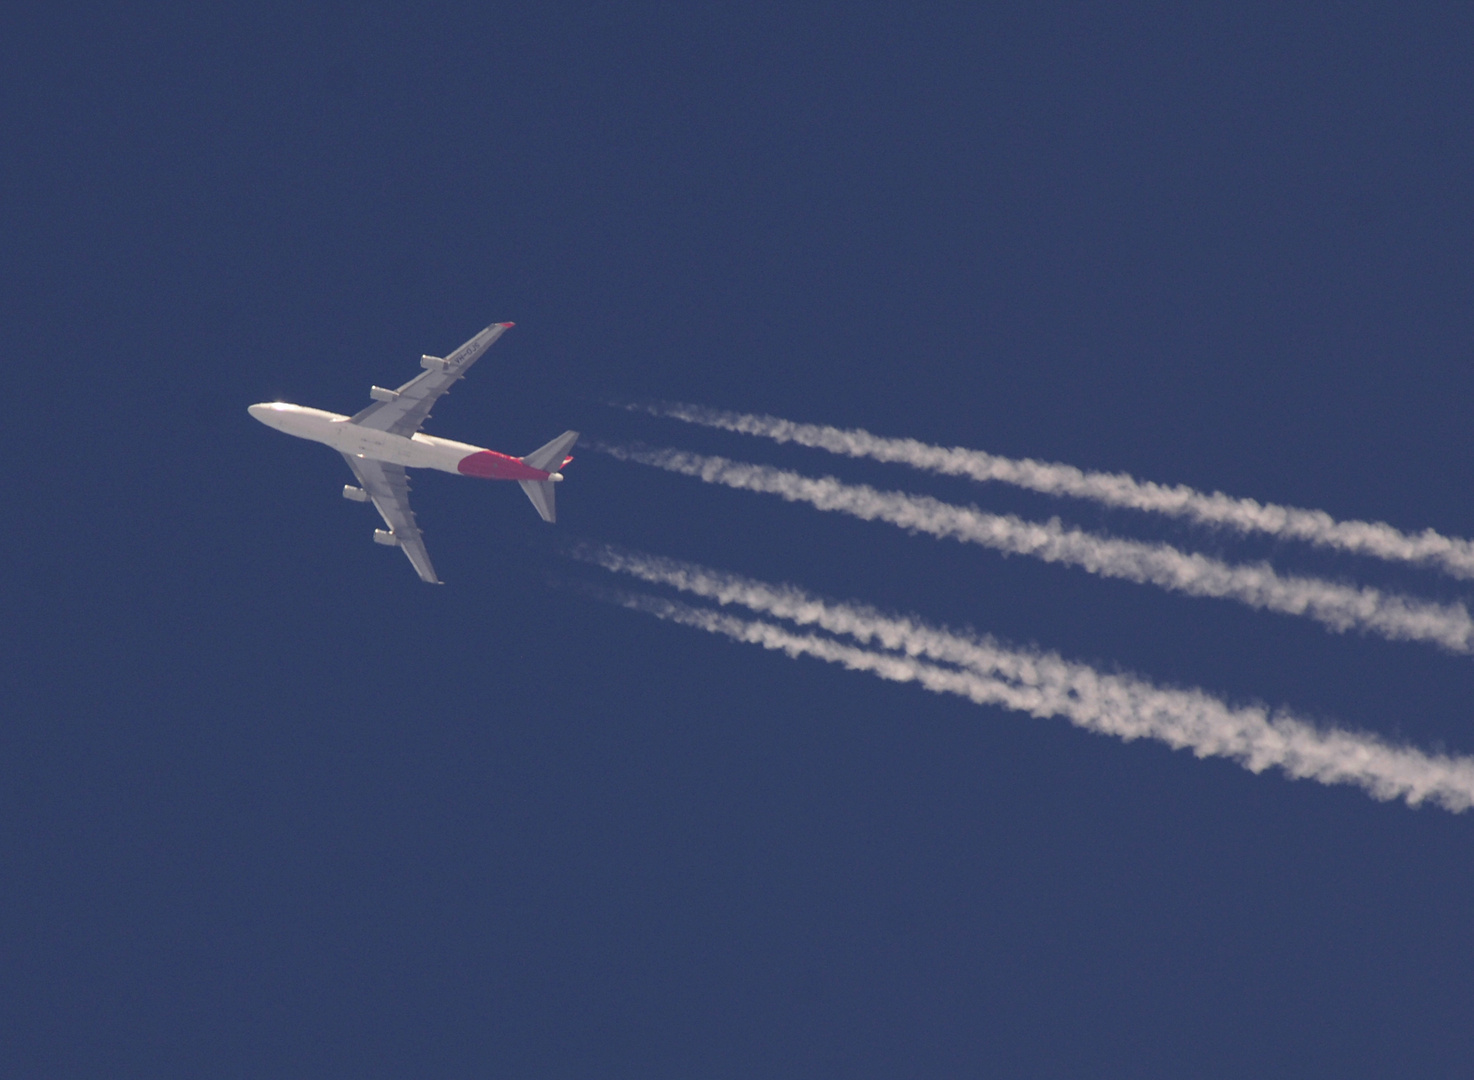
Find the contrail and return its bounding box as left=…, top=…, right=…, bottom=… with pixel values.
left=593, top=443, right=1474, bottom=653
left=623, top=401, right=1474, bottom=580
left=574, top=549, right=1474, bottom=811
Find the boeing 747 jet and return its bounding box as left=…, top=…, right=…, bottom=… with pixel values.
left=249, top=322, right=577, bottom=583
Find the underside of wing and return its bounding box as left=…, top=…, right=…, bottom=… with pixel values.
left=349, top=322, right=513, bottom=437
left=342, top=454, right=441, bottom=583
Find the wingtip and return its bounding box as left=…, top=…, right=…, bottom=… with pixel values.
left=498, top=321, right=515, bottom=328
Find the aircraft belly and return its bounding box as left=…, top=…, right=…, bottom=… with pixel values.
left=332, top=427, right=465, bottom=472
left=340, top=428, right=545, bottom=480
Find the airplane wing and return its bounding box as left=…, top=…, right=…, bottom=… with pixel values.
left=349, top=322, right=513, bottom=437
left=342, top=453, right=441, bottom=584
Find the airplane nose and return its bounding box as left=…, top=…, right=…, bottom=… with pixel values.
left=249, top=402, right=289, bottom=427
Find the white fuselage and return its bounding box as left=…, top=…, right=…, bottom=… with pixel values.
left=248, top=402, right=487, bottom=474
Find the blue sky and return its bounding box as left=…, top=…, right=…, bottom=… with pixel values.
left=5, top=5, right=1474, bottom=1076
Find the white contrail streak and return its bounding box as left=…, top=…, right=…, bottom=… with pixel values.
left=594, top=443, right=1474, bottom=653
left=575, top=549, right=1474, bottom=811
left=625, top=401, right=1474, bottom=580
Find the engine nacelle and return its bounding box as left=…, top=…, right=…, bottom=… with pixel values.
left=419, top=354, right=451, bottom=373
left=373, top=529, right=399, bottom=547
left=369, top=385, right=399, bottom=402
left=343, top=485, right=369, bottom=502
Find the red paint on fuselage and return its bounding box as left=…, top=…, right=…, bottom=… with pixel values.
left=457, top=450, right=550, bottom=481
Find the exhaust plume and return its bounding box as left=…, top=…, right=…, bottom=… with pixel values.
left=626, top=401, right=1474, bottom=580
left=593, top=443, right=1474, bottom=653
left=576, top=550, right=1474, bottom=811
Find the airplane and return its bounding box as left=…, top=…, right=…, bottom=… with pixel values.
left=248, top=322, right=577, bottom=584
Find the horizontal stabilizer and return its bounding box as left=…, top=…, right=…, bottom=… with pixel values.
left=523, top=430, right=579, bottom=473
left=519, top=480, right=557, bottom=523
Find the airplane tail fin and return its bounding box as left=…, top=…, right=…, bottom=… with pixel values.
left=523, top=430, right=579, bottom=473
left=519, top=430, right=579, bottom=523
left=519, top=480, right=557, bottom=523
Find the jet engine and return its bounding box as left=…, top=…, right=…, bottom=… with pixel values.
left=419, top=354, right=452, bottom=373
left=343, top=485, right=370, bottom=502
left=373, top=529, right=398, bottom=546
